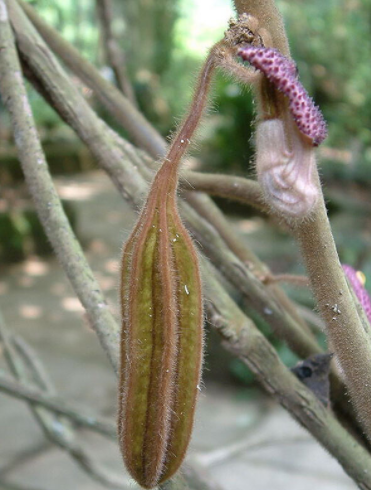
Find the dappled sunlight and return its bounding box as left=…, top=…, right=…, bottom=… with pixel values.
left=17, top=275, right=35, bottom=288
left=50, top=282, right=68, bottom=296
left=237, top=219, right=263, bottom=234
left=61, top=296, right=84, bottom=313
left=99, top=276, right=116, bottom=291
left=88, top=239, right=109, bottom=255
left=55, top=173, right=111, bottom=201
left=104, top=259, right=119, bottom=274
left=21, top=258, right=49, bottom=277
left=106, top=211, right=123, bottom=224
left=19, top=304, right=43, bottom=319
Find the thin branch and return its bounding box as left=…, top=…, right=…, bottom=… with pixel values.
left=196, top=435, right=310, bottom=467
left=262, top=273, right=309, bottom=287
left=0, top=313, right=123, bottom=489
left=179, top=172, right=266, bottom=213
left=0, top=373, right=116, bottom=438
left=12, top=336, right=56, bottom=392
left=95, top=0, right=137, bottom=104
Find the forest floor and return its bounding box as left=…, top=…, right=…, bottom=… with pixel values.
left=0, top=170, right=356, bottom=490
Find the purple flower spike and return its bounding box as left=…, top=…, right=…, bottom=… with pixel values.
left=343, top=264, right=371, bottom=324
left=237, top=46, right=327, bottom=146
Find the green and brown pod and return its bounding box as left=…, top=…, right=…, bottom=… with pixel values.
left=118, top=48, right=217, bottom=489
left=118, top=168, right=203, bottom=488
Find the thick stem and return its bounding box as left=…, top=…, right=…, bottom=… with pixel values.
left=233, top=0, right=290, bottom=56
left=294, top=183, right=371, bottom=441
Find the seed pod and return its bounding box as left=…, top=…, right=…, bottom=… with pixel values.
left=118, top=163, right=203, bottom=489
left=118, top=44, right=217, bottom=488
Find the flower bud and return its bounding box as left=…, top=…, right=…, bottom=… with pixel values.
left=238, top=46, right=327, bottom=146
left=343, top=264, right=371, bottom=323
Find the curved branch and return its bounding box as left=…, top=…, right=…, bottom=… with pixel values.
left=179, top=172, right=267, bottom=213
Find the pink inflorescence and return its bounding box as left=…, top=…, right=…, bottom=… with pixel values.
left=343, top=264, right=371, bottom=324
left=237, top=46, right=327, bottom=146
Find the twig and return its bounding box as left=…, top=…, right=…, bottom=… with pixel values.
left=11, top=336, right=56, bottom=392
left=0, top=373, right=116, bottom=437
left=95, top=0, right=137, bottom=104
left=179, top=173, right=266, bottom=213
left=196, top=435, right=310, bottom=467
left=0, top=313, right=123, bottom=488
left=261, top=273, right=309, bottom=287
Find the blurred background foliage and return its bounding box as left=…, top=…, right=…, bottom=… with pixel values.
left=12, top=0, right=371, bottom=177
left=0, top=0, right=371, bottom=382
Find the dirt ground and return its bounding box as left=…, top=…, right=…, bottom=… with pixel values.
left=0, top=171, right=356, bottom=490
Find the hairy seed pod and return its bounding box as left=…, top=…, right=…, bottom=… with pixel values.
left=118, top=46, right=217, bottom=489
left=118, top=166, right=203, bottom=488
